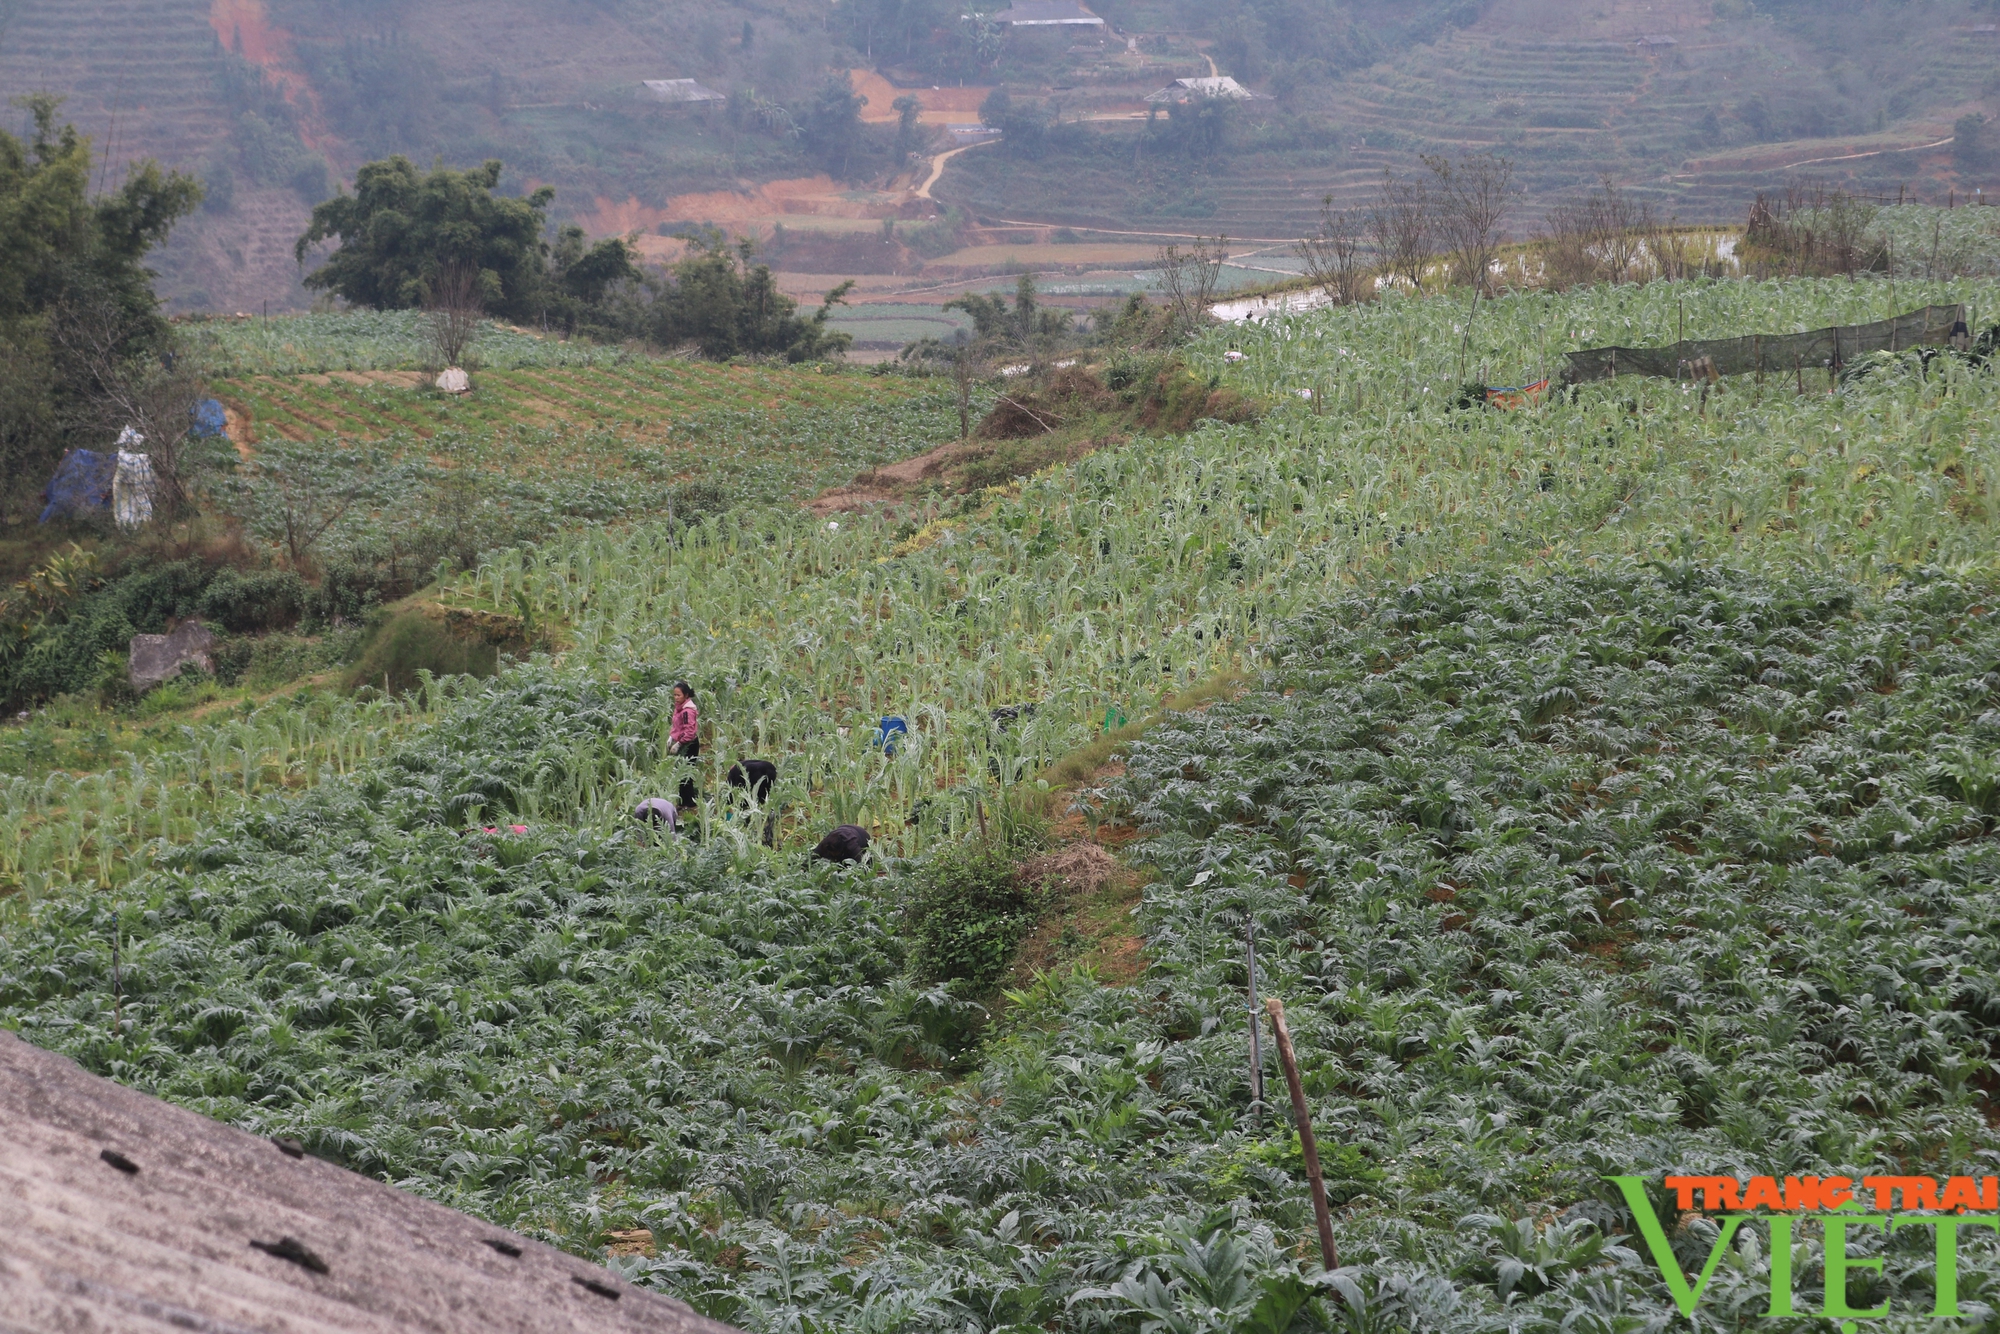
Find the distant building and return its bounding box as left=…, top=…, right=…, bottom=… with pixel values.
left=640, top=78, right=726, bottom=105
left=1632, top=34, right=1678, bottom=48
left=990, top=0, right=1104, bottom=26
left=1144, top=75, right=1263, bottom=104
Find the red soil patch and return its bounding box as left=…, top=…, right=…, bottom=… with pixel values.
left=848, top=69, right=990, bottom=124
left=208, top=0, right=334, bottom=152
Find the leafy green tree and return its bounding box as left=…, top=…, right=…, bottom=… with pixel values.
left=945, top=273, right=1070, bottom=349
left=296, top=156, right=631, bottom=323
left=802, top=79, right=869, bottom=179
left=630, top=233, right=852, bottom=362
left=549, top=223, right=637, bottom=308
left=1, top=94, right=200, bottom=518
left=893, top=94, right=925, bottom=165
left=1955, top=114, right=1990, bottom=171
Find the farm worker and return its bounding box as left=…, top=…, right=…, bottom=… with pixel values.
left=812, top=824, right=870, bottom=864
left=726, top=759, right=779, bottom=847
left=669, top=681, right=700, bottom=810
left=632, top=798, right=678, bottom=832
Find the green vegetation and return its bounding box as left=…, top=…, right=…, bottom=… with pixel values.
left=6, top=273, right=2000, bottom=1333
left=295, top=156, right=636, bottom=328
left=194, top=311, right=636, bottom=375
left=907, top=835, right=1050, bottom=991
left=606, top=233, right=855, bottom=361
left=0, top=96, right=202, bottom=516
left=0, top=343, right=972, bottom=894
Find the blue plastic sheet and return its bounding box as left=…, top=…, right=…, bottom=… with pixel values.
left=190, top=399, right=228, bottom=438
left=38, top=449, right=115, bottom=524
left=872, top=715, right=908, bottom=757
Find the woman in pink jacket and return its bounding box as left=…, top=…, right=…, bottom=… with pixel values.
left=669, top=681, right=700, bottom=810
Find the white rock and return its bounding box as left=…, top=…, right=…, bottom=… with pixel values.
left=436, top=367, right=471, bottom=394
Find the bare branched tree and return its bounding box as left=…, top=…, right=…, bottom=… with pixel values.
left=1744, top=181, right=1885, bottom=278
left=1154, top=235, right=1228, bottom=340
left=1295, top=196, right=1374, bottom=306
left=48, top=291, right=210, bottom=516
left=252, top=449, right=365, bottom=570
left=1540, top=176, right=1647, bottom=288
left=1423, top=152, right=1515, bottom=294
left=422, top=262, right=484, bottom=371
left=1638, top=207, right=1700, bottom=282
left=1367, top=171, right=1434, bottom=295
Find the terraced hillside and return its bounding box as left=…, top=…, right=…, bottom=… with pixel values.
left=941, top=0, right=2000, bottom=236
left=0, top=0, right=315, bottom=311
left=7, top=275, right=2000, bottom=1334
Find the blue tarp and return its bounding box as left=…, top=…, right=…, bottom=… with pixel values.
left=872, top=715, right=908, bottom=757
left=190, top=399, right=228, bottom=438
left=39, top=449, right=115, bottom=524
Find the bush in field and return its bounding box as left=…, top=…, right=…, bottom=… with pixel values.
left=608, top=231, right=854, bottom=362
left=905, top=839, right=1048, bottom=991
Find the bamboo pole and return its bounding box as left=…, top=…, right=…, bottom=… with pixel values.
left=1265, top=997, right=1337, bottom=1272
left=1246, top=915, right=1265, bottom=1124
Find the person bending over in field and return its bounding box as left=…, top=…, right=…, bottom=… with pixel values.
left=726, top=760, right=779, bottom=846
left=669, top=681, right=700, bottom=811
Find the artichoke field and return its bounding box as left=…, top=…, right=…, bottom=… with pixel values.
left=5, top=275, right=2000, bottom=1333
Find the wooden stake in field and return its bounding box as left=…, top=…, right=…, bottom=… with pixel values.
left=1265, top=997, right=1337, bottom=1272
left=1245, top=915, right=1266, bottom=1125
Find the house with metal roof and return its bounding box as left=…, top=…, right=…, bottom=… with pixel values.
left=1144, top=75, right=1263, bottom=104
left=0, top=1029, right=736, bottom=1334
left=640, top=78, right=727, bottom=104
left=989, top=0, right=1104, bottom=25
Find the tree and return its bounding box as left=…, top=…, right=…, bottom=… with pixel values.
left=1154, top=236, right=1228, bottom=340
left=1423, top=151, right=1514, bottom=294
left=295, top=157, right=554, bottom=319
left=1956, top=114, right=1990, bottom=171
left=1367, top=169, right=1434, bottom=294
left=1158, top=95, right=1233, bottom=159
left=246, top=447, right=365, bottom=569
left=1295, top=196, right=1373, bottom=305
left=47, top=288, right=212, bottom=516
left=1, top=94, right=200, bottom=519
left=548, top=223, right=639, bottom=321
left=802, top=80, right=868, bottom=180
left=1540, top=176, right=1646, bottom=289
left=893, top=94, right=925, bottom=166
left=945, top=273, right=1072, bottom=352
left=981, top=88, right=1050, bottom=159
left=421, top=262, right=482, bottom=370
left=634, top=232, right=852, bottom=362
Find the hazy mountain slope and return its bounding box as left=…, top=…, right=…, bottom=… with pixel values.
left=3, top=0, right=1995, bottom=312
left=942, top=0, right=2000, bottom=235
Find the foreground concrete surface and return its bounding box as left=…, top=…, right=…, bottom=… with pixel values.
left=0, top=1029, right=732, bottom=1334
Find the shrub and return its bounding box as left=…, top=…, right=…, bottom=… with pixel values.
left=198, top=568, right=307, bottom=633
left=342, top=606, right=497, bottom=695
left=905, top=840, right=1051, bottom=992
left=305, top=559, right=389, bottom=627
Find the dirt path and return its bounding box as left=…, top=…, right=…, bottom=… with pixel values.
left=917, top=140, right=997, bottom=200
left=808, top=434, right=976, bottom=512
